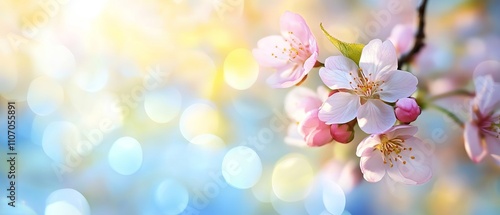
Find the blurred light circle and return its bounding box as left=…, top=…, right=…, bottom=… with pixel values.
left=108, top=136, right=143, bottom=175
left=223, top=48, right=259, bottom=90
left=177, top=51, right=217, bottom=96
left=32, top=115, right=49, bottom=146
left=222, top=146, right=262, bottom=189
left=65, top=0, right=108, bottom=22
left=75, top=66, right=109, bottom=92
left=231, top=92, right=272, bottom=120
left=0, top=52, right=17, bottom=93
left=45, top=188, right=90, bottom=215
left=27, top=76, right=64, bottom=116
left=251, top=169, right=273, bottom=203
left=304, top=177, right=326, bottom=215
left=155, top=179, right=189, bottom=215
left=341, top=210, right=352, bottom=215
left=322, top=180, right=346, bottom=215
left=190, top=133, right=225, bottom=150
left=271, top=195, right=308, bottom=215
left=42, top=121, right=80, bottom=163
left=272, top=153, right=314, bottom=202
left=144, top=87, right=182, bottom=123
left=0, top=199, right=37, bottom=215
left=179, top=102, right=219, bottom=141
left=32, top=43, right=76, bottom=80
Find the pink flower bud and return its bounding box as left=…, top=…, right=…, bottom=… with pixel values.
left=330, top=123, right=354, bottom=144
left=299, top=109, right=333, bottom=147
left=395, top=98, right=421, bottom=123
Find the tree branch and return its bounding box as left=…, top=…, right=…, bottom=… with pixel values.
left=428, top=104, right=464, bottom=128
left=314, top=61, right=324, bottom=68
left=398, top=0, right=429, bottom=69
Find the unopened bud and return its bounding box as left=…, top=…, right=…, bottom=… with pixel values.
left=395, top=98, right=421, bottom=123
left=330, top=123, right=354, bottom=144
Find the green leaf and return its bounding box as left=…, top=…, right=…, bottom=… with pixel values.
left=320, top=23, right=365, bottom=65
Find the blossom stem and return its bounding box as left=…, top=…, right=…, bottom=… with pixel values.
left=428, top=103, right=464, bottom=128
left=397, top=0, right=429, bottom=69
left=314, top=61, right=324, bottom=68
left=429, top=89, right=475, bottom=101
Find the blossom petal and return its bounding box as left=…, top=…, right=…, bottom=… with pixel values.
left=464, top=122, right=488, bottom=163
left=387, top=125, right=418, bottom=139
left=473, top=60, right=500, bottom=83
left=356, top=135, right=381, bottom=157
left=377, top=70, right=418, bottom=102
left=318, top=92, right=360, bottom=124
left=280, top=11, right=312, bottom=44
left=386, top=165, right=417, bottom=185
left=253, top=35, right=289, bottom=68
left=485, top=134, right=500, bottom=164
left=285, top=87, right=322, bottom=121
left=360, top=155, right=386, bottom=182
left=303, top=51, right=319, bottom=73
left=473, top=75, right=500, bottom=115
left=359, top=39, right=398, bottom=79
left=284, top=124, right=306, bottom=147
left=298, top=109, right=322, bottom=136
left=304, top=128, right=333, bottom=147
left=357, top=100, right=396, bottom=134
left=266, top=65, right=305, bottom=88
left=316, top=86, right=330, bottom=102
left=388, top=24, right=415, bottom=56
left=391, top=137, right=433, bottom=184
left=319, top=56, right=358, bottom=90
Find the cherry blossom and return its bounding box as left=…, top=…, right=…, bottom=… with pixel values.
left=253, top=11, right=319, bottom=88
left=464, top=73, right=500, bottom=164
left=319, top=39, right=418, bottom=134
left=284, top=86, right=333, bottom=147
left=356, top=125, right=432, bottom=184
left=388, top=24, right=415, bottom=57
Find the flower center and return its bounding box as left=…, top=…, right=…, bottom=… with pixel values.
left=473, top=106, right=500, bottom=139
left=374, top=135, right=415, bottom=168
left=481, top=115, right=500, bottom=139
left=348, top=69, right=383, bottom=98
left=270, top=31, right=311, bottom=64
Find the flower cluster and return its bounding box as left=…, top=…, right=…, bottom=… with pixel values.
left=253, top=10, right=499, bottom=186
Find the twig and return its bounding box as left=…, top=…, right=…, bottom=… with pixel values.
left=398, top=0, right=429, bottom=69
left=314, top=61, right=324, bottom=68
left=429, top=89, right=475, bottom=101
left=428, top=104, right=464, bottom=128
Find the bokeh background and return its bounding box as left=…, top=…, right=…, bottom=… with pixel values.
left=0, top=0, right=500, bottom=214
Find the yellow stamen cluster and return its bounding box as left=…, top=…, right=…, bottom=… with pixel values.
left=374, top=135, right=415, bottom=168
left=348, top=69, right=384, bottom=98
left=486, top=116, right=500, bottom=139
left=270, top=31, right=310, bottom=63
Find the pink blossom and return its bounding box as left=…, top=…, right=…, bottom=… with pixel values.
left=253, top=11, right=319, bottom=88
left=319, top=39, right=418, bottom=134
left=395, top=98, right=421, bottom=123
left=356, top=125, right=432, bottom=184
left=464, top=74, right=500, bottom=164
left=300, top=109, right=334, bottom=147
left=388, top=24, right=415, bottom=57
left=330, top=123, right=354, bottom=144
left=284, top=86, right=333, bottom=147
left=473, top=60, right=500, bottom=82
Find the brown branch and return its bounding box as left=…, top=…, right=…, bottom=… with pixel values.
left=398, top=0, right=429, bottom=69
left=314, top=61, right=324, bottom=68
